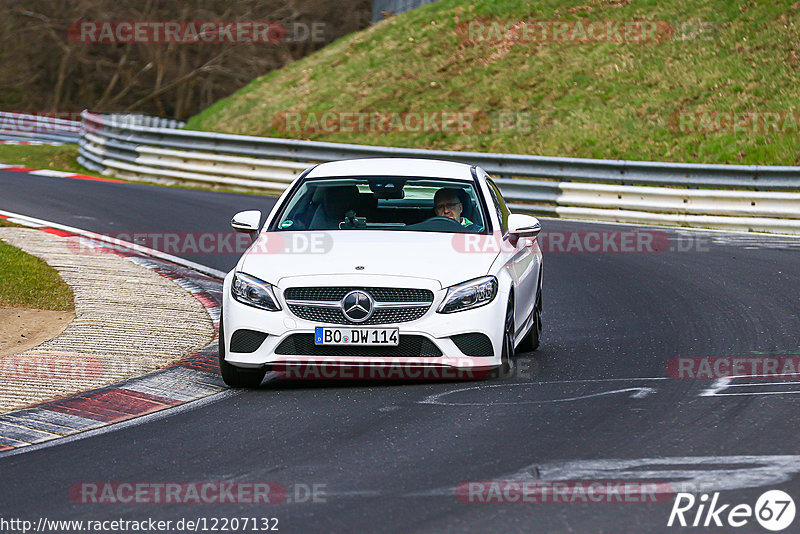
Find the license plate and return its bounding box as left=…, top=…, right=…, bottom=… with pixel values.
left=314, top=327, right=399, bottom=346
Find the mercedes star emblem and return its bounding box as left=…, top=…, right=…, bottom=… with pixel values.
left=341, top=290, right=374, bottom=323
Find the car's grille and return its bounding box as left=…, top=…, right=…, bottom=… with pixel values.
left=274, top=334, right=442, bottom=357
left=286, top=305, right=430, bottom=325
left=284, top=287, right=432, bottom=302
left=284, top=286, right=434, bottom=325
left=451, top=333, right=494, bottom=357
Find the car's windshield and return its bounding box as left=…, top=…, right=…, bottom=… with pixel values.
left=272, top=176, right=488, bottom=233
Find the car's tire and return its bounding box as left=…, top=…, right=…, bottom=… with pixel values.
left=519, top=281, right=542, bottom=353
left=490, top=297, right=516, bottom=379
left=219, top=310, right=267, bottom=388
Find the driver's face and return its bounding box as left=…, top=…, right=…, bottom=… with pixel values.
left=434, top=196, right=463, bottom=221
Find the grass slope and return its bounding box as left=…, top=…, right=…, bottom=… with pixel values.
left=0, top=219, right=74, bottom=310
left=186, top=0, right=800, bottom=165
left=0, top=144, right=91, bottom=175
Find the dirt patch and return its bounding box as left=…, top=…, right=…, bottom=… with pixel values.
left=0, top=228, right=214, bottom=413
left=0, top=307, right=74, bottom=357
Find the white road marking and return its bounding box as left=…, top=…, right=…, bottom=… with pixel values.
left=411, top=455, right=800, bottom=497
left=699, top=376, right=800, bottom=397
left=419, top=381, right=658, bottom=406
left=423, top=374, right=800, bottom=406
left=547, top=216, right=800, bottom=241
left=28, top=170, right=77, bottom=178
left=5, top=217, right=43, bottom=227
left=698, top=378, right=732, bottom=396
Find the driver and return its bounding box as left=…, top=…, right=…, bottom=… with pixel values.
left=433, top=188, right=474, bottom=228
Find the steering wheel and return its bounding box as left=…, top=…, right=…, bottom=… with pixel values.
left=423, top=216, right=465, bottom=227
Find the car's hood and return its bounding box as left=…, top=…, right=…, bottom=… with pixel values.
left=239, top=231, right=499, bottom=289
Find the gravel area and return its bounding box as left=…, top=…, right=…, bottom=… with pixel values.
left=0, top=228, right=215, bottom=412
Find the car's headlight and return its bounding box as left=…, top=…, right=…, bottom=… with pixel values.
left=437, top=276, right=498, bottom=314
left=231, top=272, right=281, bottom=311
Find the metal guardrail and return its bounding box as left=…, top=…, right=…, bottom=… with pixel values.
left=74, top=111, right=800, bottom=235
left=0, top=112, right=82, bottom=144
left=371, top=0, right=442, bottom=24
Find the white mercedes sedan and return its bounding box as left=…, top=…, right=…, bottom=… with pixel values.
left=219, top=158, right=542, bottom=387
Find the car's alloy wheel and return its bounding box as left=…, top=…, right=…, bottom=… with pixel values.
left=503, top=298, right=515, bottom=360
left=519, top=280, right=542, bottom=353
left=491, top=297, right=516, bottom=379
left=219, top=309, right=267, bottom=388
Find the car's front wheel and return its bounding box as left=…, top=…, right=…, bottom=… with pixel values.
left=490, top=297, right=516, bottom=379
left=219, top=311, right=267, bottom=388
left=518, top=282, right=542, bottom=353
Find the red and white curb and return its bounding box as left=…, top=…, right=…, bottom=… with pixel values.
left=0, top=162, right=124, bottom=183
left=0, top=140, right=65, bottom=146
left=0, top=211, right=227, bottom=454
left=0, top=208, right=224, bottom=279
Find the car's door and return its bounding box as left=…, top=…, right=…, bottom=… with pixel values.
left=484, top=177, right=540, bottom=341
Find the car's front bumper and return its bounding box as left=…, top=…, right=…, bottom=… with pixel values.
left=221, top=272, right=507, bottom=374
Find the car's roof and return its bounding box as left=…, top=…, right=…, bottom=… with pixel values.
left=304, top=158, right=476, bottom=181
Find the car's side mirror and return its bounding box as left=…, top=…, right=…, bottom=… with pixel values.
left=508, top=213, right=541, bottom=245
left=231, top=210, right=262, bottom=242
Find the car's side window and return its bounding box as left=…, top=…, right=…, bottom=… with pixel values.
left=486, top=179, right=510, bottom=234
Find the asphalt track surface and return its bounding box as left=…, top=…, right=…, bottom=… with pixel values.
left=2, top=170, right=800, bottom=533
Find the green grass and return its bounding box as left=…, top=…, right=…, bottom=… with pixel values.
left=0, top=220, right=75, bottom=310
left=0, top=144, right=93, bottom=175
left=185, top=0, right=800, bottom=165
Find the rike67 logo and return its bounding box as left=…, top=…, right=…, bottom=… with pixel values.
left=668, top=490, right=795, bottom=531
